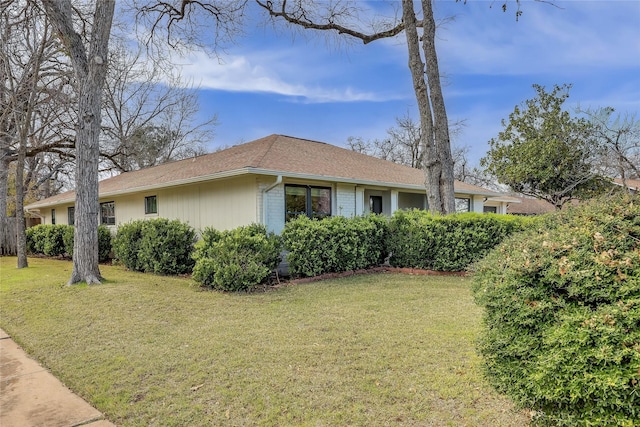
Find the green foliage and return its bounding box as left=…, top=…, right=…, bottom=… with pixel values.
left=64, top=225, right=112, bottom=263
left=387, top=210, right=534, bottom=271
left=112, top=220, right=145, bottom=271
left=473, top=195, right=640, bottom=426
left=192, top=224, right=282, bottom=291
left=481, top=84, right=608, bottom=209
left=282, top=215, right=388, bottom=277
left=25, top=224, right=68, bottom=257
left=113, top=218, right=197, bottom=275
left=26, top=224, right=46, bottom=254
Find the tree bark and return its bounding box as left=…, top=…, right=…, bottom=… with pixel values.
left=42, top=0, right=115, bottom=284
left=421, top=0, right=456, bottom=214
left=16, top=140, right=27, bottom=268
left=402, top=0, right=455, bottom=214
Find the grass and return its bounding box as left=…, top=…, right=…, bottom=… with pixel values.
left=0, top=257, right=528, bottom=426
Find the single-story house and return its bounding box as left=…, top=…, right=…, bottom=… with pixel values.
left=25, top=134, right=518, bottom=234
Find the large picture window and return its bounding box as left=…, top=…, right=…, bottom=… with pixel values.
left=285, top=185, right=331, bottom=221
left=100, top=201, right=115, bottom=225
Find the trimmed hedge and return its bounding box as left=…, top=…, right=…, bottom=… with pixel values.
left=282, top=214, right=388, bottom=277
left=192, top=224, right=282, bottom=291
left=472, top=195, right=640, bottom=426
left=26, top=224, right=111, bottom=262
left=112, top=218, right=197, bottom=275
left=386, top=210, right=535, bottom=271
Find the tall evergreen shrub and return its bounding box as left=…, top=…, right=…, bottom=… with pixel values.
left=473, top=195, right=640, bottom=426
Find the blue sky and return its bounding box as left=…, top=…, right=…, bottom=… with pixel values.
left=164, top=1, right=640, bottom=166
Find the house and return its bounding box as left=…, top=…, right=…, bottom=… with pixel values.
left=506, top=197, right=556, bottom=215
left=24, top=134, right=516, bottom=234
left=613, top=178, right=640, bottom=194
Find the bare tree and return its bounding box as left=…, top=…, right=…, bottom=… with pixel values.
left=1, top=0, right=78, bottom=265
left=578, top=107, right=640, bottom=190
left=100, top=44, right=217, bottom=172
left=41, top=0, right=115, bottom=284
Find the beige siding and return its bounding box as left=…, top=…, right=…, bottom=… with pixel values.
left=41, top=176, right=259, bottom=232
left=113, top=176, right=258, bottom=231
left=38, top=203, right=75, bottom=226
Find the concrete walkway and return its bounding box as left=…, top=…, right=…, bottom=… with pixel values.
left=0, top=328, right=115, bottom=427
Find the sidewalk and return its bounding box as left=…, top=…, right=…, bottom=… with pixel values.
left=0, top=328, right=115, bottom=427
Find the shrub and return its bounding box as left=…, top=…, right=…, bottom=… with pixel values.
left=113, top=218, right=196, bottom=274
left=192, top=224, right=282, bottom=291
left=112, top=220, right=144, bottom=271
left=25, top=224, right=68, bottom=256
left=472, top=195, right=640, bottom=426
left=386, top=210, right=534, bottom=271
left=282, top=214, right=388, bottom=277
left=26, top=224, right=47, bottom=254
left=64, top=225, right=112, bottom=263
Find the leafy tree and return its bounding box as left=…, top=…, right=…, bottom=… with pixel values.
left=481, top=84, right=607, bottom=209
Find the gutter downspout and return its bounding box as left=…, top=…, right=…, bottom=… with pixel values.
left=262, top=175, right=282, bottom=228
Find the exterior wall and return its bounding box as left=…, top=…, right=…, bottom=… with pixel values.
left=263, top=181, right=285, bottom=234
left=39, top=203, right=75, bottom=225
left=39, top=176, right=259, bottom=232
left=336, top=184, right=356, bottom=218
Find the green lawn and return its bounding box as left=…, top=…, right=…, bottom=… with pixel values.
left=0, top=257, right=528, bottom=426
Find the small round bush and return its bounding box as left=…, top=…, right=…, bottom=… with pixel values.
left=192, top=224, right=282, bottom=291
left=138, top=218, right=197, bottom=275
left=473, top=195, right=640, bottom=426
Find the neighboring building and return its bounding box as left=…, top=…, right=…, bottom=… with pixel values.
left=506, top=197, right=556, bottom=216
left=25, top=134, right=517, bottom=234
left=613, top=178, right=640, bottom=194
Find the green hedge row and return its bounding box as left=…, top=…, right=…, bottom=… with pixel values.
left=282, top=214, right=388, bottom=277
left=387, top=210, right=535, bottom=272
left=112, top=218, right=197, bottom=275
left=25, top=224, right=111, bottom=262
left=280, top=211, right=534, bottom=278
left=192, top=224, right=281, bottom=291
left=473, top=195, right=640, bottom=426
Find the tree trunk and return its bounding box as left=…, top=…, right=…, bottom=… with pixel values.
left=16, top=142, right=27, bottom=268
left=42, top=0, right=115, bottom=284
left=0, top=157, right=9, bottom=255
left=421, top=0, right=456, bottom=214
left=402, top=0, right=444, bottom=214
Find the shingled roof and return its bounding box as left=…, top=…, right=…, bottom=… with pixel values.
left=26, top=134, right=502, bottom=209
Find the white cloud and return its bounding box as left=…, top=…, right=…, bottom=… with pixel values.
left=158, top=47, right=404, bottom=103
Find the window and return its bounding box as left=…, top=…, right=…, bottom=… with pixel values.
left=369, top=196, right=383, bottom=214
left=100, top=201, right=115, bottom=225
left=51, top=209, right=56, bottom=224
left=285, top=185, right=331, bottom=221
left=483, top=206, right=497, bottom=214
left=455, top=197, right=471, bottom=213
left=68, top=207, right=75, bottom=225
left=145, top=196, right=157, bottom=214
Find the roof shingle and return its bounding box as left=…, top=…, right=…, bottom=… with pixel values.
left=26, top=134, right=501, bottom=209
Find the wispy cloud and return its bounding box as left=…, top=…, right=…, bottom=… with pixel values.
left=160, top=47, right=404, bottom=103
